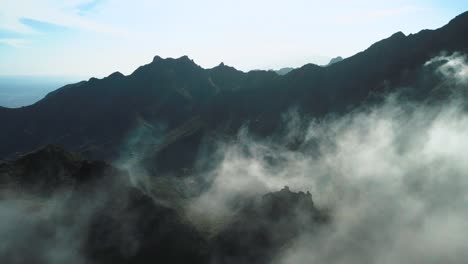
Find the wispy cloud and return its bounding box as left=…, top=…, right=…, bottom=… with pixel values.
left=0, top=0, right=124, bottom=37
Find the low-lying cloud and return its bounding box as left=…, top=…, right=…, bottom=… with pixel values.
left=1, top=53, right=467, bottom=263
left=189, top=53, right=468, bottom=263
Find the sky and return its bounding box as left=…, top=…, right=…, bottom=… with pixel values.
left=0, top=0, right=466, bottom=78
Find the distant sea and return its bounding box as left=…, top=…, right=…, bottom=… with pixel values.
left=0, top=76, right=83, bottom=108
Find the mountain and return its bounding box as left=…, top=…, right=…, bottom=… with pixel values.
left=275, top=67, right=295, bottom=75
left=1, top=11, right=468, bottom=175
left=212, top=186, right=328, bottom=264
left=0, top=144, right=124, bottom=196
left=0, top=145, right=210, bottom=264
left=326, top=56, right=343, bottom=66
left=0, top=145, right=325, bottom=264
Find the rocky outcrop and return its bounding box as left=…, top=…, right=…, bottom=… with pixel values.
left=212, top=186, right=328, bottom=264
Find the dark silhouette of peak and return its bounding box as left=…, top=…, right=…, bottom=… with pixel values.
left=391, top=31, right=406, bottom=38
left=179, top=55, right=191, bottom=61
left=108, top=71, right=125, bottom=79
left=134, top=55, right=203, bottom=77
left=152, top=55, right=163, bottom=62
left=208, top=62, right=246, bottom=91
left=77, top=71, right=124, bottom=86
left=212, top=61, right=238, bottom=71
left=360, top=31, right=407, bottom=55
left=150, top=55, right=195, bottom=65
left=143, top=55, right=200, bottom=72
left=210, top=62, right=242, bottom=74
left=447, top=10, right=468, bottom=26
left=294, top=62, right=323, bottom=73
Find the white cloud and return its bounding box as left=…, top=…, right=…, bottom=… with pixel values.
left=0, top=0, right=125, bottom=36
left=185, top=54, right=468, bottom=262
left=426, top=53, right=468, bottom=85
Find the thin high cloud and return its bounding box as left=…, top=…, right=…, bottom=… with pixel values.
left=0, top=0, right=124, bottom=41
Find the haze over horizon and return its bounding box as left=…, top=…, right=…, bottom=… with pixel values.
left=0, top=0, right=465, bottom=78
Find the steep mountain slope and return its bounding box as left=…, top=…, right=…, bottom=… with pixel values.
left=0, top=145, right=210, bottom=264
left=0, top=144, right=124, bottom=196
left=1, top=145, right=328, bottom=264
left=1, top=11, right=467, bottom=174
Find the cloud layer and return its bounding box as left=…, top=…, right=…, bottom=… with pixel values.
left=187, top=53, right=468, bottom=263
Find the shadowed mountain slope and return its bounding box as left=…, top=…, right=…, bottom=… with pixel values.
left=1, top=11, right=467, bottom=175
left=0, top=145, right=210, bottom=264
left=1, top=145, right=327, bottom=264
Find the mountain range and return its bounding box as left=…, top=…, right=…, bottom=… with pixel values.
left=1, top=12, right=468, bottom=176
left=1, top=12, right=468, bottom=175
left=1, top=10, right=468, bottom=264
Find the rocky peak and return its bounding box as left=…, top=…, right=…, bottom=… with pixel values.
left=261, top=186, right=316, bottom=218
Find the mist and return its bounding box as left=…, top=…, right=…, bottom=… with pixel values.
left=1, top=53, right=467, bottom=263
left=187, top=53, right=468, bottom=263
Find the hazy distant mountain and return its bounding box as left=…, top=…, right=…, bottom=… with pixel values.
left=326, top=56, right=343, bottom=66
left=1, top=11, right=468, bottom=175
left=275, top=67, right=295, bottom=75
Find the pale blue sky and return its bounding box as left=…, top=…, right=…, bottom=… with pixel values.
left=0, top=0, right=466, bottom=78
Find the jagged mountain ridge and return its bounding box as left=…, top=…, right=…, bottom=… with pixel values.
left=1, top=11, right=468, bottom=174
